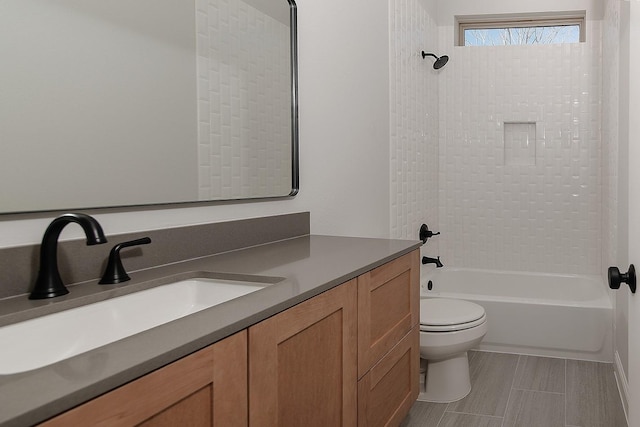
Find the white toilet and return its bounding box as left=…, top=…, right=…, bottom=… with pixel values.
left=419, top=298, right=488, bottom=403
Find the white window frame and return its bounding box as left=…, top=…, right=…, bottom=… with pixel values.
left=456, top=12, right=586, bottom=47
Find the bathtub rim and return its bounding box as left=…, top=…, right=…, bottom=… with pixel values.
left=420, top=267, right=611, bottom=309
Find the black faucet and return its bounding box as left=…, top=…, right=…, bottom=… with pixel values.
left=422, top=256, right=443, bottom=268
left=29, top=213, right=108, bottom=299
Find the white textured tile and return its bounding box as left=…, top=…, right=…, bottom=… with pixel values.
left=389, top=0, right=440, bottom=264
left=437, top=30, right=603, bottom=275
left=196, top=0, right=291, bottom=198
left=504, top=122, right=536, bottom=166
left=602, top=0, right=620, bottom=280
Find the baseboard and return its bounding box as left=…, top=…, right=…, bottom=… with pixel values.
left=614, top=350, right=630, bottom=425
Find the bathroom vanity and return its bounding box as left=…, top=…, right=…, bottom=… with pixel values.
left=0, top=232, right=420, bottom=426
left=0, top=0, right=420, bottom=423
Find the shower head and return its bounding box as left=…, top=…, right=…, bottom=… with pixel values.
left=421, top=51, right=449, bottom=69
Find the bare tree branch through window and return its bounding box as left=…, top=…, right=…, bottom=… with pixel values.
left=465, top=25, right=580, bottom=46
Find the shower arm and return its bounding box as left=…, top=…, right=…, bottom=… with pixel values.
left=421, top=51, right=438, bottom=60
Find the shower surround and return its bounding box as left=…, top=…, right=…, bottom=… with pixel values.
left=389, top=0, right=440, bottom=251
left=438, top=22, right=603, bottom=275
left=390, top=1, right=603, bottom=276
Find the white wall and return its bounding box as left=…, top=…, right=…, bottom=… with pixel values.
left=436, top=0, right=604, bottom=26
left=604, top=0, right=631, bottom=415
left=0, top=0, right=391, bottom=247
left=603, top=0, right=627, bottom=383
left=627, top=4, right=640, bottom=425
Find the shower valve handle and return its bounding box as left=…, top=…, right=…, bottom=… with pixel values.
left=608, top=264, right=636, bottom=293
left=419, top=224, right=440, bottom=244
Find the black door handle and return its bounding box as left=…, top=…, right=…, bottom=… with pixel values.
left=608, top=264, right=636, bottom=293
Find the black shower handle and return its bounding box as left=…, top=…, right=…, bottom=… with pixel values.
left=420, top=224, right=440, bottom=244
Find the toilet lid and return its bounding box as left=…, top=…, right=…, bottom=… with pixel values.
left=420, top=298, right=486, bottom=332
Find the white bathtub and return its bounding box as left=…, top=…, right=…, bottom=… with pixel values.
left=421, top=268, right=613, bottom=362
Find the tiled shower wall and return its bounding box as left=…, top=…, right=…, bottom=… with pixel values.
left=196, top=0, right=291, bottom=200
left=603, top=0, right=620, bottom=274
left=437, top=23, right=603, bottom=275
left=389, top=0, right=440, bottom=255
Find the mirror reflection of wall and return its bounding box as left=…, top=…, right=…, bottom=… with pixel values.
left=196, top=0, right=292, bottom=200
left=0, top=0, right=295, bottom=214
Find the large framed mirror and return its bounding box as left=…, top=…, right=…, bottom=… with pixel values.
left=0, top=0, right=298, bottom=214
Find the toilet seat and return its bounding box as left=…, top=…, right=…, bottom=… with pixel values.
left=420, top=298, right=486, bottom=332
left=420, top=314, right=486, bottom=332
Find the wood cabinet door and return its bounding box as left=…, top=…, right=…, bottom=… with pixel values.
left=357, top=326, right=420, bottom=427
left=248, top=279, right=358, bottom=427
left=357, top=250, right=419, bottom=378
left=40, top=331, right=248, bottom=427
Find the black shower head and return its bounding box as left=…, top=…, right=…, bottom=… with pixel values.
left=421, top=51, right=449, bottom=69
left=433, top=55, right=449, bottom=69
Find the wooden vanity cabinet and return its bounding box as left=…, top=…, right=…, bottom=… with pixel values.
left=358, top=326, right=420, bottom=427
left=248, top=279, right=358, bottom=427
left=357, top=251, right=420, bottom=378
left=40, top=250, right=419, bottom=427
left=357, top=251, right=420, bottom=426
left=248, top=250, right=420, bottom=427
left=40, top=331, right=248, bottom=427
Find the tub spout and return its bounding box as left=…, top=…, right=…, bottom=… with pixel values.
left=422, top=256, right=443, bottom=268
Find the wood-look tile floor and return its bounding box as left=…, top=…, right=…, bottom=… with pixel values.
left=401, top=351, right=627, bottom=427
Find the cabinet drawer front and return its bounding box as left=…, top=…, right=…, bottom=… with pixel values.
left=357, top=326, right=419, bottom=427
left=358, top=250, right=419, bottom=377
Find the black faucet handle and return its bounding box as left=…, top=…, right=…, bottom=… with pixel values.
left=113, top=237, right=151, bottom=251
left=419, top=224, right=440, bottom=244
left=99, top=237, right=151, bottom=285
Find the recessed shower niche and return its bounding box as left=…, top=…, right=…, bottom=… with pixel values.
left=504, top=122, right=537, bottom=166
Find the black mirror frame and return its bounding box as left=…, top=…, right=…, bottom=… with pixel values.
left=289, top=0, right=299, bottom=196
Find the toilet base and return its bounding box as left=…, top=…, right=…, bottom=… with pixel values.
left=422, top=352, right=471, bottom=403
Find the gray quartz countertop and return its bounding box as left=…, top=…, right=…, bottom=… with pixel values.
left=0, top=234, right=420, bottom=427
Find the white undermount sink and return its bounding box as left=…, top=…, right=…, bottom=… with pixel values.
left=0, top=278, right=266, bottom=375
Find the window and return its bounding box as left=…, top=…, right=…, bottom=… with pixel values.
left=457, top=13, right=585, bottom=47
